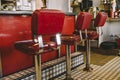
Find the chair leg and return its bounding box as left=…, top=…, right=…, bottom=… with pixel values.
left=0, top=53, right=3, bottom=77
left=83, top=39, right=93, bottom=71
left=97, top=39, right=100, bottom=48
left=34, top=55, right=42, bottom=80
left=118, top=49, right=120, bottom=56
left=57, top=46, right=61, bottom=58
left=74, top=42, right=78, bottom=52
left=65, top=45, right=73, bottom=80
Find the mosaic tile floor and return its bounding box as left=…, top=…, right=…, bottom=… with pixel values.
left=54, top=56, right=120, bottom=80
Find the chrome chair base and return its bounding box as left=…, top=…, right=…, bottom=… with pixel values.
left=83, top=67, right=93, bottom=72
left=83, top=39, right=93, bottom=72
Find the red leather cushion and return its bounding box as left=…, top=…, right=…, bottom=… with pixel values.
left=61, top=35, right=80, bottom=45
left=94, top=12, right=107, bottom=27
left=32, top=9, right=65, bottom=35
left=87, top=31, right=99, bottom=40
left=75, top=12, right=92, bottom=30
left=117, top=39, right=120, bottom=48
left=81, top=31, right=99, bottom=40
left=15, top=40, right=57, bottom=55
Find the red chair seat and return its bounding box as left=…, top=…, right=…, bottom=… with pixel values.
left=61, top=35, right=80, bottom=45
left=15, top=40, right=56, bottom=55
left=88, top=31, right=99, bottom=40
left=82, top=31, right=99, bottom=40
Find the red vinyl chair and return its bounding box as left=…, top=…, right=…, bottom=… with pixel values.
left=61, top=12, right=92, bottom=80
left=88, top=12, right=107, bottom=47
left=15, top=9, right=65, bottom=80
left=82, top=12, right=107, bottom=71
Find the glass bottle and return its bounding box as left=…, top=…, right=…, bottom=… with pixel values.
left=110, top=7, right=114, bottom=18
left=118, top=10, right=120, bottom=18
left=114, top=7, right=118, bottom=18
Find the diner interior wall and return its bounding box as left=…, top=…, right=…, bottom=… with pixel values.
left=46, top=0, right=69, bottom=12
left=45, top=0, right=120, bottom=44
left=92, top=0, right=100, bottom=7
left=102, top=22, right=120, bottom=42
left=46, top=0, right=101, bottom=12
left=0, top=0, right=1, bottom=6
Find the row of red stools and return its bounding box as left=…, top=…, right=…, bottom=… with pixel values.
left=15, top=9, right=107, bottom=80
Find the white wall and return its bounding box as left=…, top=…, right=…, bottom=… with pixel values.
left=92, top=0, right=100, bottom=7
left=0, top=0, right=1, bottom=8
left=46, top=0, right=101, bottom=12
left=102, top=21, right=120, bottom=42
left=46, top=0, right=69, bottom=12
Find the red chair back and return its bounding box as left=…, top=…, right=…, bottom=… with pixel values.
left=31, top=9, right=65, bottom=35
left=75, top=12, right=92, bottom=30
left=94, top=12, right=107, bottom=27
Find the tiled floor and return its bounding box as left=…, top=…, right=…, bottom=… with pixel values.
left=54, top=56, right=120, bottom=80
left=1, top=49, right=120, bottom=80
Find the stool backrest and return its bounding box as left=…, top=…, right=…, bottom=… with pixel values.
left=31, top=9, right=65, bottom=35
left=94, top=12, right=107, bottom=27
left=75, top=12, right=92, bottom=30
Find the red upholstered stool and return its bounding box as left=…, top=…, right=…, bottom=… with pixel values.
left=61, top=12, right=92, bottom=80
left=15, top=9, right=65, bottom=80
left=82, top=12, right=107, bottom=71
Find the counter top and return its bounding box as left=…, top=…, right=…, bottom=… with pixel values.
left=0, top=11, right=33, bottom=15
left=1, top=11, right=120, bottom=22
left=0, top=11, right=76, bottom=16
left=107, top=18, right=120, bottom=22
left=65, top=12, right=76, bottom=16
